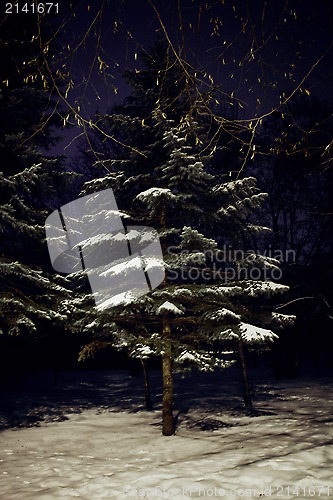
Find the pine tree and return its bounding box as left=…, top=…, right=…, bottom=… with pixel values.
left=0, top=10, right=75, bottom=368
left=73, top=111, right=295, bottom=434
left=70, top=45, right=295, bottom=435
left=0, top=162, right=73, bottom=338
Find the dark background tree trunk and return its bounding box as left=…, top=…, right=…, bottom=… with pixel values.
left=140, top=358, right=152, bottom=410
left=162, top=321, right=174, bottom=435
left=238, top=339, right=252, bottom=408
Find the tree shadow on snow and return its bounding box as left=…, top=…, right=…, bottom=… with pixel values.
left=0, top=368, right=281, bottom=431
left=0, top=370, right=162, bottom=431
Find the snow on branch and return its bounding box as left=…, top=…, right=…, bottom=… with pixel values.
left=239, top=322, right=278, bottom=343
left=243, top=281, right=289, bottom=297
left=271, top=312, right=296, bottom=329
left=136, top=187, right=177, bottom=203
left=204, top=308, right=241, bottom=322
left=180, top=226, right=218, bottom=251
left=156, top=300, right=184, bottom=315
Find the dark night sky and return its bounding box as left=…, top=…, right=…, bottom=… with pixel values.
left=46, top=0, right=333, bottom=157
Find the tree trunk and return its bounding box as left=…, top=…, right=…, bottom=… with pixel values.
left=162, top=321, right=174, bottom=435
left=238, top=338, right=252, bottom=408
left=140, top=358, right=153, bottom=410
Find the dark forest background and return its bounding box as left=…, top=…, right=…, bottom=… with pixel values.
left=0, top=0, right=332, bottom=393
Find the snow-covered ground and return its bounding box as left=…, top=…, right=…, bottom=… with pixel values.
left=0, top=370, right=332, bottom=499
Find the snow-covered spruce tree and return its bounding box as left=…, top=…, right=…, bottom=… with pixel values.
left=0, top=163, right=74, bottom=342
left=0, top=11, right=77, bottom=364
left=74, top=110, right=295, bottom=435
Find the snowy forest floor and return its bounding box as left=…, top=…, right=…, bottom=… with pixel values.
left=0, top=368, right=333, bottom=499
